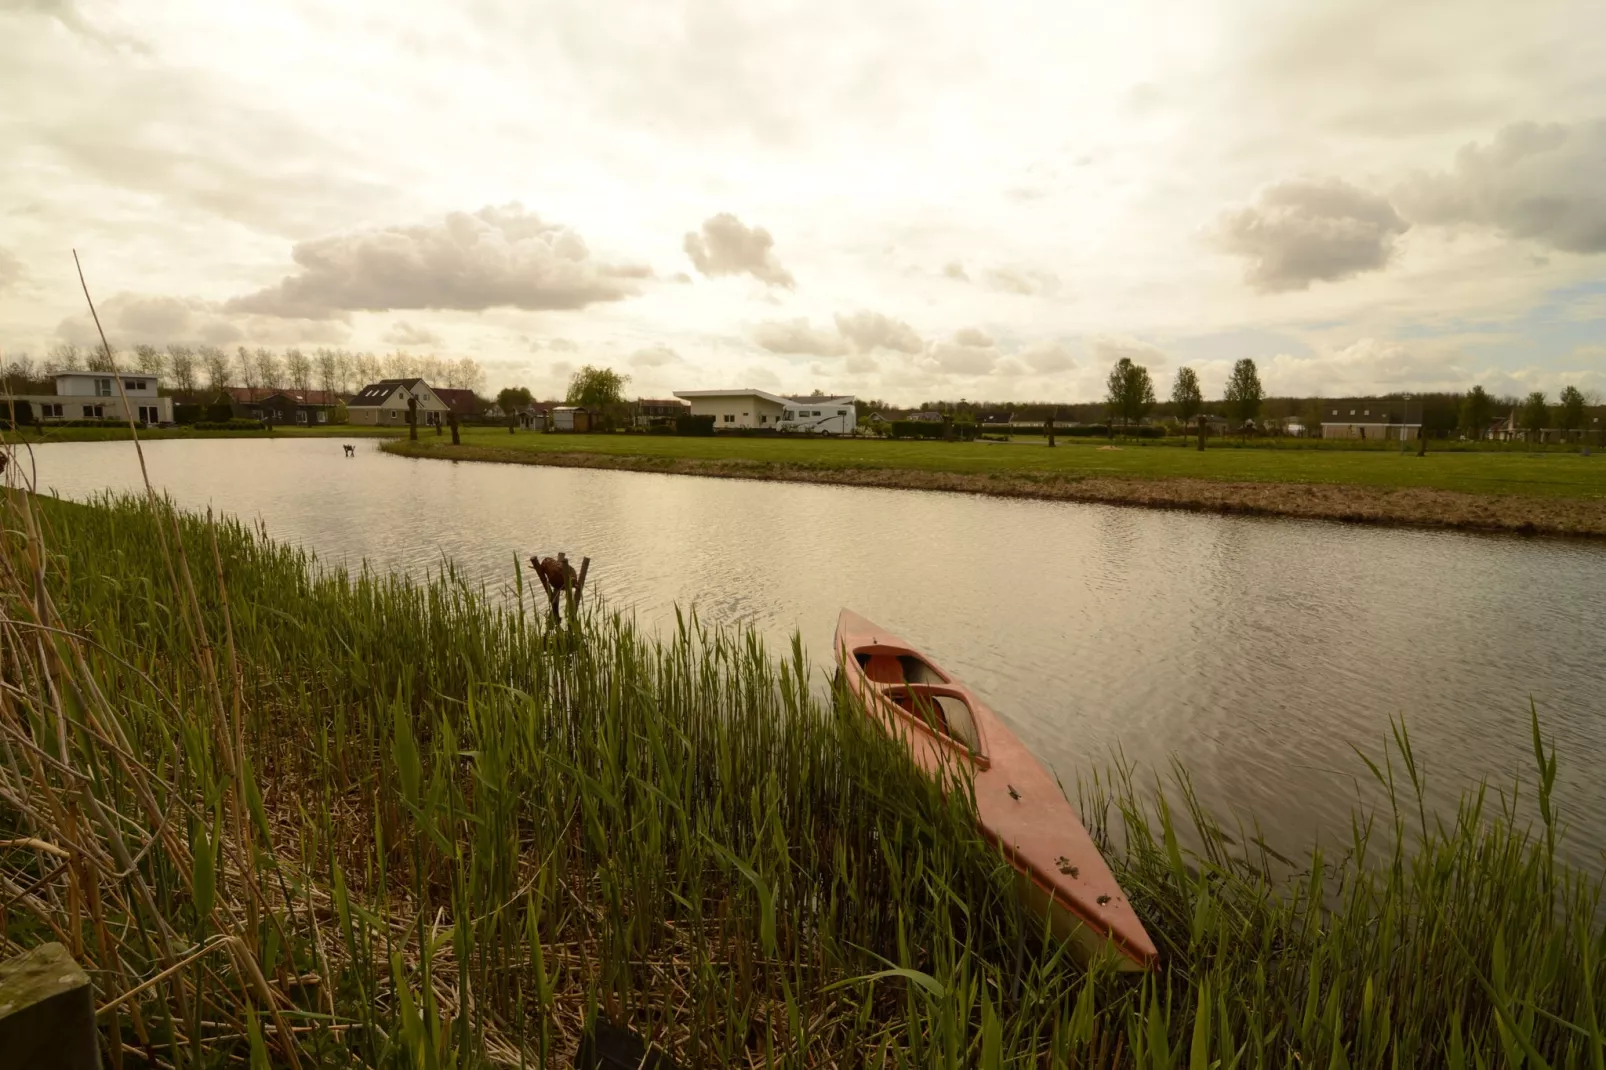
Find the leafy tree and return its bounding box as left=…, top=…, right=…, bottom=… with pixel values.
left=1459, top=385, right=1493, bottom=439
left=1520, top=391, right=1549, bottom=441
left=497, top=386, right=534, bottom=415
left=198, top=345, right=230, bottom=390
left=1223, top=358, right=1264, bottom=425
left=566, top=365, right=629, bottom=408
left=132, top=344, right=166, bottom=377
left=1171, top=367, right=1202, bottom=425
left=1558, top=385, right=1585, bottom=436
left=1104, top=358, right=1156, bottom=433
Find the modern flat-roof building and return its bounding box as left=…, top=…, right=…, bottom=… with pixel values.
left=4, top=372, right=173, bottom=425
left=673, top=389, right=857, bottom=434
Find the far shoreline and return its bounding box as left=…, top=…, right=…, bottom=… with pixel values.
left=381, top=439, right=1606, bottom=540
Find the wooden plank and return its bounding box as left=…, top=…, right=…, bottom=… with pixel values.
left=0, top=942, right=98, bottom=1070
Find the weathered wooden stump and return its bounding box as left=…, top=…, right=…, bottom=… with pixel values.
left=0, top=942, right=98, bottom=1070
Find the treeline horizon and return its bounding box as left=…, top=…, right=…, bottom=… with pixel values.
left=7, top=342, right=488, bottom=397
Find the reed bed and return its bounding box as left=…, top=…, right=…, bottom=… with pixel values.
left=0, top=487, right=1601, bottom=1067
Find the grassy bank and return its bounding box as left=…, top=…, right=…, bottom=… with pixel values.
left=2, top=489, right=1602, bottom=1066
left=385, top=431, right=1606, bottom=538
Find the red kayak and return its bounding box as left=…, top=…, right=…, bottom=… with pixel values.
left=835, top=609, right=1159, bottom=972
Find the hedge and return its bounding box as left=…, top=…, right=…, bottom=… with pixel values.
left=675, top=414, right=716, bottom=436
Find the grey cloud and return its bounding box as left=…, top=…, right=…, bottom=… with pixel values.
left=834, top=310, right=923, bottom=354
left=55, top=291, right=351, bottom=349
left=994, top=358, right=1030, bottom=376
left=382, top=321, right=445, bottom=347
left=1021, top=342, right=1075, bottom=373
left=226, top=204, right=652, bottom=319
left=630, top=345, right=680, bottom=367
left=535, top=337, right=579, bottom=352
left=752, top=318, right=846, bottom=356
left=0, top=247, right=22, bottom=293
left=1213, top=177, right=1409, bottom=291
left=844, top=352, right=879, bottom=375
left=925, top=341, right=997, bottom=375
left=1396, top=121, right=1606, bottom=254
left=953, top=327, right=993, bottom=348
left=683, top=213, right=795, bottom=288
left=942, top=261, right=969, bottom=281
left=1090, top=335, right=1168, bottom=369
left=14, top=0, right=148, bottom=52
left=984, top=267, right=1061, bottom=296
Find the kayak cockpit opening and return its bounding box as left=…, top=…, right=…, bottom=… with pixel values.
left=853, top=647, right=949, bottom=686
left=884, top=684, right=983, bottom=755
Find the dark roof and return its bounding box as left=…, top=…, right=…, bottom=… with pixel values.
left=348, top=382, right=399, bottom=407
left=637, top=398, right=687, bottom=407
left=432, top=388, right=481, bottom=416
left=784, top=394, right=852, bottom=403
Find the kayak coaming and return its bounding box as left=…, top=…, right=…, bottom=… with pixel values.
left=835, top=609, right=1159, bottom=972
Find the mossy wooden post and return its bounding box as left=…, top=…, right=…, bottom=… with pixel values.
left=0, top=943, right=97, bottom=1070
left=408, top=395, right=418, bottom=441
left=449, top=410, right=460, bottom=445
left=1046, top=412, right=1056, bottom=448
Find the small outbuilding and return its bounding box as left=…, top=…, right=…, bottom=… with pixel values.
left=552, top=406, right=590, bottom=432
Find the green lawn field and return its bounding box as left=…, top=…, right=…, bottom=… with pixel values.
left=403, top=428, right=1606, bottom=500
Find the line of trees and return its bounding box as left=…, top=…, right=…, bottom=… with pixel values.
left=15, top=344, right=487, bottom=399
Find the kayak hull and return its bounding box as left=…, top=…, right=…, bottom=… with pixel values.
left=835, top=609, right=1159, bottom=972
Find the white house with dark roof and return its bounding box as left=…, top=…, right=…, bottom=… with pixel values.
left=673, top=388, right=856, bottom=434
left=345, top=378, right=450, bottom=426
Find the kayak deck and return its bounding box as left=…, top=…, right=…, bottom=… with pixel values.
left=836, top=609, right=1159, bottom=972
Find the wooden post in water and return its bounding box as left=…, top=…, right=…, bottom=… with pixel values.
left=449, top=410, right=460, bottom=445
left=0, top=943, right=98, bottom=1070
left=408, top=395, right=418, bottom=441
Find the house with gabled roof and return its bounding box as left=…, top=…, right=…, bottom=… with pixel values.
left=346, top=378, right=450, bottom=427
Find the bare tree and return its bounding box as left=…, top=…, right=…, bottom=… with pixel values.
left=199, top=345, right=231, bottom=390
left=44, top=343, right=82, bottom=373
left=86, top=342, right=119, bottom=372
left=451, top=356, right=486, bottom=395
left=416, top=353, right=444, bottom=384
left=355, top=352, right=383, bottom=386
left=381, top=351, right=414, bottom=380
left=4, top=353, right=36, bottom=382
left=335, top=350, right=355, bottom=394
left=133, top=344, right=166, bottom=378
left=166, top=345, right=199, bottom=395
left=315, top=348, right=338, bottom=397
left=285, top=347, right=313, bottom=393
left=236, top=346, right=258, bottom=393
left=255, top=347, right=282, bottom=390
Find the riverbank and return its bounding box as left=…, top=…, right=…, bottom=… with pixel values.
left=8, top=491, right=1601, bottom=1065
left=385, top=434, right=1606, bottom=537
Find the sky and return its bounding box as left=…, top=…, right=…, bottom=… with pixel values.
left=2, top=0, right=1604, bottom=405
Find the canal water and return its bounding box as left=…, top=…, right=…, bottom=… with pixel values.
left=28, top=438, right=1606, bottom=871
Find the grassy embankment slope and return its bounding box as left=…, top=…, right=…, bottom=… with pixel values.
left=386, top=429, right=1606, bottom=537
left=4, top=489, right=1601, bottom=1065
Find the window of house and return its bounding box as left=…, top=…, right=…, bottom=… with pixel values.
left=297, top=410, right=308, bottom=424
left=95, top=378, right=112, bottom=397
left=1349, top=409, right=1356, bottom=415
left=759, top=414, right=767, bottom=424
left=723, top=414, right=735, bottom=423
left=317, top=411, right=328, bottom=424
left=43, top=403, right=64, bottom=418
left=83, top=404, right=104, bottom=418
left=838, top=409, right=847, bottom=416
left=1331, top=409, right=1338, bottom=416
left=128, top=380, right=146, bottom=391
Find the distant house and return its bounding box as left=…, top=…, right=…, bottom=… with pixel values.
left=346, top=379, right=450, bottom=427
left=432, top=388, right=484, bottom=423
left=672, top=389, right=857, bottom=433
left=1319, top=399, right=1421, bottom=441
left=636, top=398, right=688, bottom=427
left=3, top=372, right=173, bottom=425
left=219, top=387, right=340, bottom=426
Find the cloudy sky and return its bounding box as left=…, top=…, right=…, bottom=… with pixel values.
left=2, top=0, right=1603, bottom=403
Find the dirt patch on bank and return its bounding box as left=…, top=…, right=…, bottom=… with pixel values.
left=385, top=443, right=1606, bottom=539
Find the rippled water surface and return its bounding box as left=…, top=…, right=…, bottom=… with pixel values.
left=31, top=438, right=1606, bottom=869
